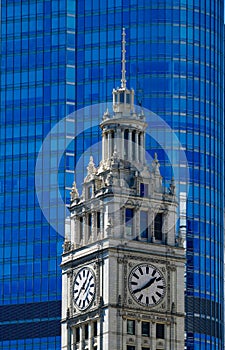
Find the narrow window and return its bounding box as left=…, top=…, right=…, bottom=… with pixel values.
left=127, top=319, right=135, bottom=335
left=138, top=133, right=141, bottom=145
left=156, top=323, right=165, bottom=339
left=111, top=131, right=114, bottom=153
left=102, top=211, right=104, bottom=231
left=132, top=131, right=135, bottom=160
left=140, top=211, right=148, bottom=240
left=141, top=321, right=150, bottom=336
left=97, top=211, right=101, bottom=231
left=93, top=320, right=97, bottom=337
left=125, top=208, right=134, bottom=235
left=75, top=327, right=80, bottom=342
left=120, top=92, right=125, bottom=103
left=79, top=216, right=83, bottom=240
left=127, top=346, right=135, bottom=350
left=85, top=324, right=89, bottom=339
left=88, top=186, right=92, bottom=199
left=140, top=183, right=148, bottom=197
left=124, top=129, right=129, bottom=159
left=88, top=213, right=92, bottom=237
left=154, top=213, right=163, bottom=240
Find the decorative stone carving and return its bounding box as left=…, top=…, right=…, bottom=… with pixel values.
left=63, top=238, right=73, bottom=253
left=152, top=152, right=160, bottom=174
left=117, top=257, right=125, bottom=264
left=70, top=181, right=79, bottom=201
left=168, top=264, right=176, bottom=272
left=87, top=156, right=96, bottom=175
left=176, top=234, right=185, bottom=248
left=103, top=108, right=110, bottom=120
left=106, top=171, right=113, bottom=186
left=169, top=176, right=176, bottom=195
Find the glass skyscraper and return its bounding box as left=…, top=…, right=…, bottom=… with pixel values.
left=0, top=1, right=224, bottom=349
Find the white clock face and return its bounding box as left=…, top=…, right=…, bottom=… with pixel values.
left=128, top=263, right=165, bottom=307
left=74, top=267, right=96, bottom=310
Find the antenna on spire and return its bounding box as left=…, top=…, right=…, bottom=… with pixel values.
left=121, top=27, right=127, bottom=89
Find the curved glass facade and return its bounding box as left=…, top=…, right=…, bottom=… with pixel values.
left=0, top=0, right=224, bottom=349
left=0, top=1, right=66, bottom=349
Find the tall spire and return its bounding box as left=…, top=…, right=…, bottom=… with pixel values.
left=121, top=27, right=126, bottom=89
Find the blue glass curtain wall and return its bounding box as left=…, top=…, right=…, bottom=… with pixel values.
left=0, top=0, right=224, bottom=349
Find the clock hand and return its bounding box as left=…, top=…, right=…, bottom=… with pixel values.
left=134, top=277, right=157, bottom=293
left=76, top=276, right=90, bottom=299
left=84, top=276, right=93, bottom=294
left=76, top=283, right=85, bottom=299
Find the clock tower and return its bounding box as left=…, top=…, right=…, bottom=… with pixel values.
left=61, top=29, right=185, bottom=350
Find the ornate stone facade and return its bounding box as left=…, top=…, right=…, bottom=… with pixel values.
left=61, top=29, right=185, bottom=350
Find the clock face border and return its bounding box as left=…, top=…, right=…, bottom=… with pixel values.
left=128, top=263, right=166, bottom=307
left=73, top=266, right=96, bottom=311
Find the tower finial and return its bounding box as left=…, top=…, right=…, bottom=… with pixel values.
left=121, top=27, right=126, bottom=89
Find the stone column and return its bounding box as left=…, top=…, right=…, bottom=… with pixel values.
left=105, top=205, right=110, bottom=237
left=96, top=320, right=100, bottom=350
left=122, top=318, right=127, bottom=349
left=102, top=132, right=106, bottom=161
left=80, top=325, right=84, bottom=350
left=88, top=323, right=92, bottom=349
left=128, top=130, right=132, bottom=161
left=105, top=132, right=108, bottom=161
left=100, top=209, right=104, bottom=239
left=115, top=129, right=120, bottom=157
left=170, top=320, right=175, bottom=350
left=136, top=319, right=142, bottom=349
left=121, top=129, right=124, bottom=160
left=70, top=215, right=75, bottom=244
left=165, top=323, right=170, bottom=350
left=92, top=212, right=96, bottom=242
left=135, top=131, right=139, bottom=162
left=83, top=215, right=88, bottom=245
left=140, top=133, right=144, bottom=163
left=108, top=131, right=112, bottom=158
left=151, top=322, right=156, bottom=349
left=71, top=327, right=76, bottom=349
left=73, top=216, right=79, bottom=246
left=143, top=132, right=146, bottom=164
